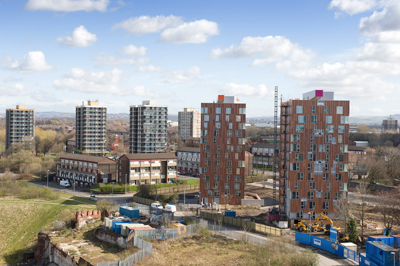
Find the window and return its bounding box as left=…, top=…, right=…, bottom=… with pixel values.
left=225, top=153, right=230, bottom=159
left=325, top=135, right=332, bottom=143
left=341, top=116, right=349, bottom=124
left=201, top=107, right=208, bottom=114
left=339, top=164, right=348, bottom=172
left=227, top=130, right=232, bottom=137
left=200, top=137, right=207, bottom=144
left=216, top=123, right=221, bottom=128
left=225, top=191, right=230, bottom=196
left=326, top=116, right=332, bottom=124
left=295, top=153, right=304, bottom=161
left=225, top=183, right=230, bottom=189
left=215, top=115, right=219, bottom=121
left=227, top=160, right=232, bottom=167
left=236, top=115, right=241, bottom=122
left=291, top=144, right=300, bottom=152
left=226, top=115, right=230, bottom=121
left=310, top=135, right=315, bottom=142
left=336, top=154, right=345, bottom=162
left=307, top=173, right=313, bottom=180
left=309, top=182, right=316, bottom=190
left=308, top=163, right=312, bottom=171
left=307, top=192, right=314, bottom=200
left=237, top=161, right=245, bottom=167
left=323, top=173, right=329, bottom=181
left=239, top=108, right=246, bottom=114
left=213, top=138, right=217, bottom=144
left=291, top=163, right=300, bottom=170
left=291, top=134, right=300, bottom=142
left=208, top=190, right=212, bottom=196
left=204, top=122, right=207, bottom=128
left=203, top=175, right=210, bottom=181
left=226, top=176, right=230, bottom=182
left=234, top=183, right=240, bottom=190
left=296, top=106, right=303, bottom=114
left=215, top=160, right=220, bottom=166
left=310, top=144, right=316, bottom=152
left=325, top=192, right=331, bottom=200
left=226, top=107, right=231, bottom=114
left=201, top=130, right=207, bottom=136
left=214, top=175, right=220, bottom=181
left=204, top=115, right=209, bottom=121
left=239, top=123, right=245, bottom=129
left=205, top=153, right=210, bottom=159
left=215, top=191, right=220, bottom=197
left=204, top=182, right=210, bottom=189
left=295, top=182, right=299, bottom=190
left=326, top=125, right=334, bottom=133
left=203, top=145, right=211, bottom=151
left=216, top=107, right=221, bottom=114
left=338, top=135, right=343, bottom=143
left=234, top=175, right=241, bottom=182
left=311, top=106, right=316, bottom=114
left=324, top=106, right=329, bottom=114
left=213, top=182, right=218, bottom=189
left=226, top=168, right=232, bottom=174
left=298, top=115, right=307, bottom=123
left=309, top=201, right=316, bottom=209
left=235, top=130, right=242, bottom=137
left=236, top=191, right=241, bottom=197
left=337, top=106, right=343, bottom=114
left=229, top=123, right=233, bottom=129
left=338, top=125, right=345, bottom=133
left=214, top=130, right=219, bottom=136
left=217, top=145, right=221, bottom=151
left=323, top=202, right=329, bottom=210
left=311, top=115, right=317, bottom=123
left=297, top=172, right=304, bottom=180
left=236, top=146, right=242, bottom=152
left=327, top=182, right=331, bottom=191
left=325, top=163, right=329, bottom=171
left=291, top=191, right=299, bottom=199
left=335, top=173, right=342, bottom=181
left=296, top=125, right=305, bottom=133
left=316, top=190, right=322, bottom=198
left=238, top=138, right=245, bottom=145
left=227, top=138, right=231, bottom=144
left=301, top=201, right=306, bottom=209
left=309, top=153, right=316, bottom=161
left=340, top=145, right=348, bottom=153
left=205, top=160, right=212, bottom=166
left=326, top=154, right=330, bottom=162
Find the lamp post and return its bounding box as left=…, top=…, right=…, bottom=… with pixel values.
left=47, top=170, right=49, bottom=187
left=391, top=252, right=395, bottom=266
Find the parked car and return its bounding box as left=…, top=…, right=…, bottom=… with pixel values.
left=60, top=180, right=71, bottom=188
left=179, top=172, right=187, bottom=175
left=164, top=204, right=176, bottom=213
left=151, top=202, right=163, bottom=210
left=90, top=195, right=98, bottom=201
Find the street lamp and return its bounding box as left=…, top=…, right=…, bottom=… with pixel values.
left=47, top=170, right=49, bottom=187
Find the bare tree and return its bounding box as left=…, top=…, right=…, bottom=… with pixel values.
left=377, top=192, right=400, bottom=236
left=34, top=135, right=42, bottom=156
left=334, top=193, right=350, bottom=232
left=352, top=182, right=369, bottom=237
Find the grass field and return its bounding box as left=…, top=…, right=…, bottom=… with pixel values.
left=0, top=186, right=96, bottom=264
left=184, top=179, right=200, bottom=185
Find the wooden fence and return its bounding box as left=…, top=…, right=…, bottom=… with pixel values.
left=132, top=195, right=153, bottom=206
left=151, top=185, right=199, bottom=194
left=200, top=211, right=281, bottom=236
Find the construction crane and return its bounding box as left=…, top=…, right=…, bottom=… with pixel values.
left=273, top=86, right=278, bottom=199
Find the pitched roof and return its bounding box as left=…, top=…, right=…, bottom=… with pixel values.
left=348, top=145, right=367, bottom=151
left=60, top=153, right=116, bottom=164
left=123, top=153, right=177, bottom=160
left=177, top=146, right=200, bottom=153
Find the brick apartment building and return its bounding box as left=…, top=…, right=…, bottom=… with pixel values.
left=118, top=153, right=177, bottom=185
left=200, top=95, right=246, bottom=205
left=280, top=90, right=349, bottom=221
left=57, top=154, right=117, bottom=187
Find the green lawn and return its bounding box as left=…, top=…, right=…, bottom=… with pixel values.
left=185, top=179, right=200, bottom=185
left=0, top=186, right=96, bottom=264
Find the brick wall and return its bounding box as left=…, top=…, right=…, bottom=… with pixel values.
left=71, top=210, right=101, bottom=229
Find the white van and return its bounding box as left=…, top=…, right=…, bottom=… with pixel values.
left=60, top=180, right=71, bottom=188
left=151, top=202, right=163, bottom=210
left=164, top=205, right=176, bottom=213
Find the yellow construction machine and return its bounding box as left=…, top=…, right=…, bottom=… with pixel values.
left=296, top=213, right=341, bottom=234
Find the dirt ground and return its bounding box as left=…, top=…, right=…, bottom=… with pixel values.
left=244, top=184, right=274, bottom=199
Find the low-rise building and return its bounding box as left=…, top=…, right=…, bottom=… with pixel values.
left=177, top=147, right=200, bottom=174
left=65, top=137, right=76, bottom=153
left=250, top=143, right=277, bottom=168
left=118, top=153, right=177, bottom=185
left=57, top=154, right=117, bottom=187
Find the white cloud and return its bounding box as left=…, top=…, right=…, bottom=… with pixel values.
left=6, top=51, right=54, bottom=73
left=25, top=0, right=109, bottom=12
left=139, top=65, right=163, bottom=72
left=359, top=0, right=400, bottom=34
left=162, top=66, right=201, bottom=83
left=160, top=19, right=219, bottom=44
left=0, top=84, right=28, bottom=96
left=121, top=44, right=147, bottom=56
left=211, top=36, right=314, bottom=69
left=32, top=90, right=60, bottom=102
left=112, top=15, right=183, bottom=35
left=57, top=25, right=97, bottom=47
left=94, top=53, right=148, bottom=67
left=53, top=68, right=158, bottom=97
left=328, top=0, right=377, bottom=16
left=219, top=83, right=272, bottom=98
left=4, top=76, right=23, bottom=83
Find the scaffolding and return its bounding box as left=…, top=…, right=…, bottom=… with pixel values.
left=273, top=86, right=278, bottom=199
left=280, top=97, right=289, bottom=219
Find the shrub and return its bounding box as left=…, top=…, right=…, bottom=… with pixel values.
left=199, top=226, right=212, bottom=239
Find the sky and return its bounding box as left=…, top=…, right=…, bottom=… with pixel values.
left=1, top=0, right=400, bottom=118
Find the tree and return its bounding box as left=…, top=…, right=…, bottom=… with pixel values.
left=335, top=193, right=350, bottom=232
left=353, top=182, right=369, bottom=237
left=34, top=135, right=42, bottom=156
left=96, top=199, right=117, bottom=221
left=346, top=219, right=358, bottom=242
left=377, top=192, right=400, bottom=236
left=41, top=138, right=54, bottom=157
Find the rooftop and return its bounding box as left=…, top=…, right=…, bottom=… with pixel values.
left=60, top=153, right=116, bottom=164
left=177, top=147, right=200, bottom=153
left=123, top=153, right=177, bottom=160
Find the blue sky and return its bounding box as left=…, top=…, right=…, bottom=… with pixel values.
left=1, top=0, right=400, bottom=118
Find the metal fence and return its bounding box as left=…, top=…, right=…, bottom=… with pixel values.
left=96, top=220, right=208, bottom=266
left=209, top=226, right=268, bottom=246
left=201, top=211, right=281, bottom=236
